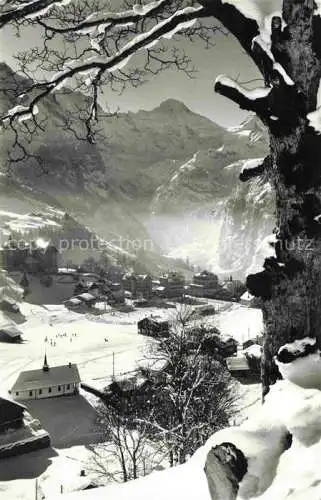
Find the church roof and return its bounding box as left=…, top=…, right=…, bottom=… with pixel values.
left=11, top=363, right=80, bottom=392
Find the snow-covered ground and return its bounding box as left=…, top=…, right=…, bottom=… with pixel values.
left=0, top=303, right=152, bottom=397
left=0, top=300, right=262, bottom=396
left=45, top=338, right=321, bottom=500
left=0, top=299, right=263, bottom=498
left=0, top=445, right=101, bottom=498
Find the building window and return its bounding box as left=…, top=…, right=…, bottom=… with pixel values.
left=67, top=384, right=70, bottom=390
left=39, top=389, right=42, bottom=395
left=48, top=387, right=52, bottom=393
left=29, top=391, right=32, bottom=397
left=58, top=385, right=61, bottom=392
left=16, top=392, right=19, bottom=396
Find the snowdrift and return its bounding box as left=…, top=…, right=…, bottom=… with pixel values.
left=0, top=412, right=50, bottom=459
left=49, top=336, right=321, bottom=500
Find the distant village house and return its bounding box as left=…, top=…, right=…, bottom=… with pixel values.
left=187, top=270, right=219, bottom=298
left=156, top=272, right=185, bottom=299
left=122, top=273, right=152, bottom=299
left=138, top=317, right=170, bottom=338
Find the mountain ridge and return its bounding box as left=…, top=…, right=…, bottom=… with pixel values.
left=0, top=62, right=272, bottom=278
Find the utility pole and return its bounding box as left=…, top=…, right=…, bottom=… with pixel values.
left=112, top=351, right=115, bottom=380
left=35, top=479, right=38, bottom=500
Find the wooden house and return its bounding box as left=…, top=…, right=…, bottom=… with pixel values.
left=138, top=317, right=170, bottom=338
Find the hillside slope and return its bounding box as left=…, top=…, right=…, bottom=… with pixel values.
left=0, top=63, right=273, bottom=278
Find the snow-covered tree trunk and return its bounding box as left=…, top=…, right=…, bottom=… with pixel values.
left=3, top=0, right=321, bottom=399
left=211, top=0, right=321, bottom=396
left=256, top=1, right=321, bottom=397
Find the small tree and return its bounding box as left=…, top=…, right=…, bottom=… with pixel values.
left=140, top=306, right=237, bottom=465
left=90, top=382, right=166, bottom=483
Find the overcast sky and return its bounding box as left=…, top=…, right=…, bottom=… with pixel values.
left=0, top=23, right=260, bottom=128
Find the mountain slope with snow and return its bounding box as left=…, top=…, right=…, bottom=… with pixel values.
left=145, top=112, right=271, bottom=277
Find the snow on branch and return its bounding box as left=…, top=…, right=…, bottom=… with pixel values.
left=0, top=0, right=71, bottom=28
left=35, top=0, right=172, bottom=35
left=314, top=1, right=321, bottom=16
left=215, top=75, right=271, bottom=115
left=2, top=4, right=207, bottom=126
left=307, top=79, right=321, bottom=134
left=199, top=0, right=261, bottom=70
left=252, top=35, right=294, bottom=86
left=239, top=156, right=270, bottom=182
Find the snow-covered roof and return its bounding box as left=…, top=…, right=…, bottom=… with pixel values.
left=77, top=293, right=96, bottom=302
left=243, top=344, right=262, bottom=359
left=241, top=291, right=255, bottom=301
left=58, top=268, right=78, bottom=274
left=67, top=298, right=82, bottom=306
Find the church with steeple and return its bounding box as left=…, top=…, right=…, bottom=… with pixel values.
left=10, top=355, right=80, bottom=401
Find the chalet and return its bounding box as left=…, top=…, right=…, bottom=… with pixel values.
left=0, top=397, right=26, bottom=433
left=226, top=355, right=250, bottom=375
left=193, top=270, right=219, bottom=288
left=222, top=278, right=245, bottom=299
left=122, top=274, right=152, bottom=299
left=107, top=265, right=123, bottom=282
left=188, top=270, right=219, bottom=298
left=226, top=345, right=261, bottom=379
left=138, top=317, right=170, bottom=338
left=158, top=272, right=185, bottom=298
left=240, top=291, right=256, bottom=307
left=77, top=292, right=96, bottom=307
left=188, top=332, right=238, bottom=358
left=134, top=298, right=150, bottom=308
left=244, top=342, right=262, bottom=357
left=0, top=325, right=23, bottom=343
left=110, top=289, right=125, bottom=304
left=243, top=336, right=263, bottom=350
left=10, top=355, right=81, bottom=401
left=88, top=282, right=100, bottom=297
left=187, top=283, right=206, bottom=298
left=65, top=297, right=83, bottom=309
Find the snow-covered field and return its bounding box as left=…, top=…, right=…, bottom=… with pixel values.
left=0, top=299, right=263, bottom=499
left=47, top=339, right=321, bottom=500
left=0, top=303, right=151, bottom=398
left=0, top=300, right=262, bottom=396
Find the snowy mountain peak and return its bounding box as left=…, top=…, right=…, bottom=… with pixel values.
left=156, top=99, right=192, bottom=113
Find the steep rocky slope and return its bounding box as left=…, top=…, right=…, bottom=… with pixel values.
left=0, top=63, right=273, bottom=278
left=218, top=171, right=275, bottom=277
left=147, top=116, right=271, bottom=278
